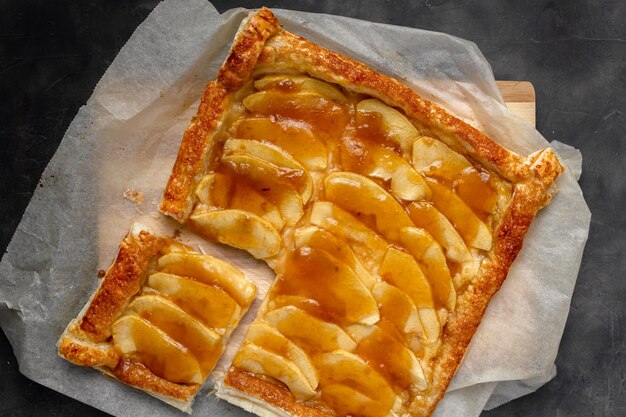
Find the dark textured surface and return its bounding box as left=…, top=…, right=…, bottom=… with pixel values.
left=0, top=0, right=624, bottom=416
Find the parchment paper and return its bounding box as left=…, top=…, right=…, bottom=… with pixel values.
left=0, top=1, right=591, bottom=416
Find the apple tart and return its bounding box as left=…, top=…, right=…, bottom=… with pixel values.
left=160, top=8, right=563, bottom=417
left=57, top=224, right=256, bottom=411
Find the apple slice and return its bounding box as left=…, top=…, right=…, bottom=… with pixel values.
left=233, top=343, right=316, bottom=400
left=309, top=202, right=389, bottom=268
left=452, top=168, right=499, bottom=215
left=245, top=321, right=318, bottom=389
left=418, top=307, right=442, bottom=346
left=242, top=90, right=349, bottom=133
left=157, top=252, right=255, bottom=307
left=254, top=74, right=348, bottom=103
left=390, top=163, right=431, bottom=201
left=407, top=201, right=472, bottom=264
left=234, top=117, right=327, bottom=170
left=294, top=226, right=376, bottom=289
left=223, top=138, right=312, bottom=202
left=275, top=246, right=379, bottom=325
left=222, top=151, right=312, bottom=205
left=266, top=294, right=322, bottom=316
left=264, top=306, right=356, bottom=353
left=398, top=227, right=456, bottom=311
left=348, top=324, right=428, bottom=391
left=379, top=247, right=434, bottom=309
left=189, top=208, right=282, bottom=260
left=340, top=136, right=430, bottom=201
left=147, top=272, right=241, bottom=331
left=317, top=350, right=396, bottom=413
left=412, top=137, right=498, bottom=215
left=321, top=384, right=391, bottom=417
left=112, top=314, right=202, bottom=384
left=379, top=247, right=440, bottom=344
left=195, top=172, right=285, bottom=230
left=128, top=295, right=222, bottom=376
left=265, top=294, right=354, bottom=329
left=412, top=136, right=472, bottom=180
left=194, top=172, right=232, bottom=208
left=324, top=172, right=413, bottom=242
left=425, top=179, right=493, bottom=251
left=220, top=152, right=305, bottom=225
left=372, top=282, right=421, bottom=335
left=228, top=181, right=285, bottom=231
left=263, top=185, right=304, bottom=226
left=356, top=98, right=420, bottom=153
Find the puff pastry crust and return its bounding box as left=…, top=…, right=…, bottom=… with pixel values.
left=160, top=8, right=563, bottom=417
left=58, top=224, right=256, bottom=412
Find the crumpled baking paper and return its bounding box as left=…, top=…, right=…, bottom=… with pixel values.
left=0, top=1, right=591, bottom=416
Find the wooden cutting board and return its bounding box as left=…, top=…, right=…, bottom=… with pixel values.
left=496, top=80, right=536, bottom=126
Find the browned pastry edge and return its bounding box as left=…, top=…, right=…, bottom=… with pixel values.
left=160, top=7, right=280, bottom=222
left=110, top=355, right=200, bottom=404
left=157, top=7, right=565, bottom=417
left=224, top=367, right=332, bottom=417
left=73, top=229, right=167, bottom=342
left=58, top=335, right=119, bottom=368
left=57, top=227, right=200, bottom=406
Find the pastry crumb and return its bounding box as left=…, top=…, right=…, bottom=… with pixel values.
left=123, top=189, right=144, bottom=205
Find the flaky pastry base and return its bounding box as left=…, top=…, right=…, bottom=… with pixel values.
left=160, top=7, right=563, bottom=417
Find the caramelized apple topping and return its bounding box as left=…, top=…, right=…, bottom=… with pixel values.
left=190, top=74, right=509, bottom=415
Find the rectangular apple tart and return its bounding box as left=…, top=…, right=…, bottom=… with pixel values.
left=160, top=8, right=564, bottom=417
left=57, top=224, right=256, bottom=411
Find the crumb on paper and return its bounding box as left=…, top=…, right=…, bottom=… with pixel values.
left=38, top=174, right=56, bottom=188
left=123, top=189, right=144, bottom=205
left=172, top=229, right=181, bottom=239
left=97, top=270, right=106, bottom=278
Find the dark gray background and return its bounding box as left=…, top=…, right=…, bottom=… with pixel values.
left=0, top=0, right=624, bottom=416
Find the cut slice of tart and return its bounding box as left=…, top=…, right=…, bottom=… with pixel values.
left=160, top=8, right=563, bottom=417
left=57, top=224, right=256, bottom=412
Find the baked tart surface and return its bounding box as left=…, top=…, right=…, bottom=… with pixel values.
left=57, top=224, right=256, bottom=412
left=160, top=8, right=563, bottom=417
